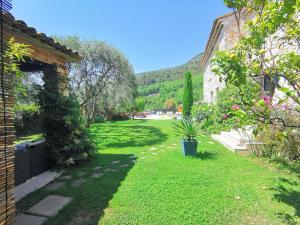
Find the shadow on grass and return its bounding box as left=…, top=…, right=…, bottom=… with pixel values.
left=193, top=151, right=218, bottom=160
left=89, top=121, right=168, bottom=149
left=17, top=154, right=136, bottom=225
left=271, top=177, right=300, bottom=225
left=270, top=158, right=300, bottom=179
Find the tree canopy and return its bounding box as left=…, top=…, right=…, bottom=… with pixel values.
left=54, top=36, right=137, bottom=122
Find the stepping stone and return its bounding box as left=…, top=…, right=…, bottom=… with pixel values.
left=45, top=182, right=64, bottom=191
left=104, top=168, right=118, bottom=172
left=72, top=178, right=87, bottom=187
left=208, top=141, right=214, bottom=144
left=235, top=195, right=241, bottom=200
left=77, top=172, right=87, bottom=177
left=149, top=147, right=158, bottom=151
left=16, top=213, right=47, bottom=225
left=91, top=173, right=103, bottom=178
left=111, top=160, right=120, bottom=164
left=27, top=195, right=73, bottom=217
left=141, top=156, right=146, bottom=159
left=171, top=144, right=177, bottom=147
left=152, top=152, right=158, bottom=155
left=60, top=175, right=72, bottom=180
left=120, top=164, right=130, bottom=168
left=93, top=166, right=103, bottom=170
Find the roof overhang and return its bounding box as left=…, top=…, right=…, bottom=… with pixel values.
left=3, top=13, right=80, bottom=66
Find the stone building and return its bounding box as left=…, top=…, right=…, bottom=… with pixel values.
left=201, top=10, right=299, bottom=105
left=201, top=12, right=238, bottom=104
left=200, top=10, right=299, bottom=152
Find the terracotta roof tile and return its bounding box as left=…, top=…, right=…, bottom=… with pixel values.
left=3, top=12, right=79, bottom=60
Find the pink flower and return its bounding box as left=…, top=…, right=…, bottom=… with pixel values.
left=281, top=104, right=288, bottom=110
left=261, top=95, right=272, bottom=106
left=222, top=114, right=229, bottom=120
left=232, top=104, right=240, bottom=111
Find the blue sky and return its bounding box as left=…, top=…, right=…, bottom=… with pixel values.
left=12, top=0, right=230, bottom=73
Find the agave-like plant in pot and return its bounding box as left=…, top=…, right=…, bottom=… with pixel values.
left=173, top=118, right=200, bottom=156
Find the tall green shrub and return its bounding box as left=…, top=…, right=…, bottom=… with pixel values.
left=183, top=71, right=193, bottom=117
left=40, top=67, right=94, bottom=167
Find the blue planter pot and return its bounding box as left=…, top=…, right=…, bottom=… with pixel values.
left=181, top=140, right=198, bottom=156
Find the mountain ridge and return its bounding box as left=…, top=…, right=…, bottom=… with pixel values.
left=136, top=53, right=203, bottom=86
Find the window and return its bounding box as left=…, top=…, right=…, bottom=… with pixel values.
left=210, top=91, right=214, bottom=103
left=264, top=75, right=275, bottom=95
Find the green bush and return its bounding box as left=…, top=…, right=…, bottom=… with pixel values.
left=14, top=103, right=42, bottom=137
left=93, top=115, right=105, bottom=123
left=256, top=126, right=300, bottom=162
left=192, top=84, right=257, bottom=134
left=40, top=93, right=94, bottom=167
left=110, top=114, right=130, bottom=121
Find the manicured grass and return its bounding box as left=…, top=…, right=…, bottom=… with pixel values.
left=14, top=133, right=43, bottom=145
left=17, top=120, right=300, bottom=225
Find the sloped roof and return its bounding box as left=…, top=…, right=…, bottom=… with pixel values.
left=3, top=12, right=79, bottom=60
left=201, top=12, right=234, bottom=69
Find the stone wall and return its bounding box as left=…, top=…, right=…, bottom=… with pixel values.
left=203, top=14, right=239, bottom=104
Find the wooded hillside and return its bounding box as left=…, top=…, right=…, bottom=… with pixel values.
left=137, top=54, right=203, bottom=111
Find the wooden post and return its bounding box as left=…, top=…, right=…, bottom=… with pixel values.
left=0, top=68, right=16, bottom=225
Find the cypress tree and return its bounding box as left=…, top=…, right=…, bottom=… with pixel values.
left=183, top=71, right=193, bottom=118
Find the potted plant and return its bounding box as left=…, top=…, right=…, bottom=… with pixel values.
left=173, top=118, right=200, bottom=156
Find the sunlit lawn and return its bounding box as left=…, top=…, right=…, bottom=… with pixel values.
left=14, top=133, right=43, bottom=145
left=17, top=120, right=300, bottom=225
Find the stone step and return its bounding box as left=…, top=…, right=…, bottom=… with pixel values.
left=211, top=134, right=248, bottom=152
left=220, top=131, right=246, bottom=146
left=221, top=130, right=253, bottom=145
left=15, top=171, right=62, bottom=202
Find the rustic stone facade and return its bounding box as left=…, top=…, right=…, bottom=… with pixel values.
left=202, top=13, right=239, bottom=104
left=202, top=11, right=299, bottom=105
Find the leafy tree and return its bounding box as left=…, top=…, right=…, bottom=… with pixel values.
left=54, top=36, right=137, bottom=124
left=183, top=71, right=193, bottom=117
left=164, top=98, right=176, bottom=111
left=136, top=97, right=145, bottom=111
left=132, top=97, right=145, bottom=118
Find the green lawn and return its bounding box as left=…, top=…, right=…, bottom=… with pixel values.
left=17, top=120, right=300, bottom=225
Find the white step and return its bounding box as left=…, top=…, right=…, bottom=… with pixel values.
left=220, top=131, right=247, bottom=146
left=223, top=130, right=253, bottom=144
left=211, top=134, right=248, bottom=153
